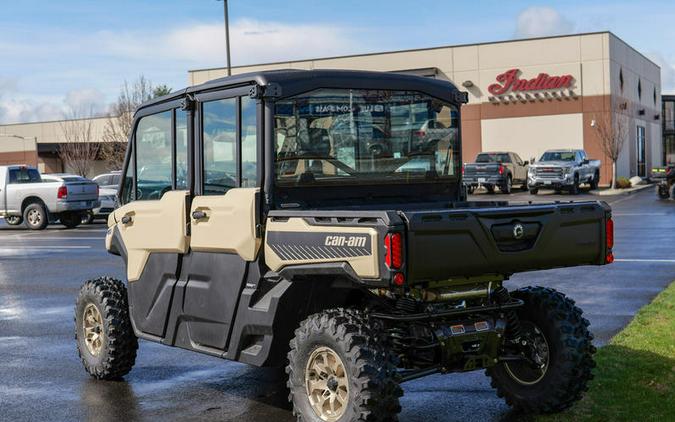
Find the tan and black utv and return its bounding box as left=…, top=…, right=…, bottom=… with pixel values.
left=75, top=70, right=611, bottom=421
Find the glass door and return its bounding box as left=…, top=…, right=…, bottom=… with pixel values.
left=636, top=126, right=646, bottom=177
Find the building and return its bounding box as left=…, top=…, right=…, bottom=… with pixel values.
left=663, top=95, right=675, bottom=165
left=190, top=31, right=662, bottom=185
left=0, top=116, right=114, bottom=176
left=0, top=31, right=663, bottom=184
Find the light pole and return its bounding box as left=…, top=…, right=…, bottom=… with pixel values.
left=217, top=0, right=232, bottom=76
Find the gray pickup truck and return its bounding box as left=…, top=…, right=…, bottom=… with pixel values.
left=463, top=151, right=529, bottom=194
left=0, top=166, right=100, bottom=230
left=527, top=149, right=601, bottom=195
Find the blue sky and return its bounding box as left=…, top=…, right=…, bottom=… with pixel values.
left=1, top=0, right=674, bottom=124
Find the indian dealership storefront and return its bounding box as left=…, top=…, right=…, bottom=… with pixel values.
left=190, top=31, right=662, bottom=185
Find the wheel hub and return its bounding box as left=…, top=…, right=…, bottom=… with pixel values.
left=82, top=303, right=104, bottom=356
left=27, top=209, right=41, bottom=225
left=504, top=321, right=550, bottom=385
left=305, top=346, right=349, bottom=422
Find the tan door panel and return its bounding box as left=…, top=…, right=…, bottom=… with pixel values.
left=108, top=190, right=189, bottom=282
left=190, top=188, right=260, bottom=261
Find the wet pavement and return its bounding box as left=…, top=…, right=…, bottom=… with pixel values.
left=1, top=188, right=673, bottom=421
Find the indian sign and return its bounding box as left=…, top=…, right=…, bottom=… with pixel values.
left=487, top=69, right=574, bottom=96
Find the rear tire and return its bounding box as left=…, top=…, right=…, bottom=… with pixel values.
left=467, top=185, right=475, bottom=195
left=82, top=211, right=94, bottom=225
left=60, top=212, right=81, bottom=229
left=589, top=172, right=599, bottom=190
left=487, top=286, right=595, bottom=414
left=486, top=185, right=496, bottom=194
left=670, top=184, right=675, bottom=200
left=529, top=188, right=539, bottom=195
left=23, top=202, right=48, bottom=230
left=75, top=277, right=138, bottom=380
left=287, top=308, right=402, bottom=421
left=500, top=176, right=512, bottom=194
left=5, top=215, right=23, bottom=226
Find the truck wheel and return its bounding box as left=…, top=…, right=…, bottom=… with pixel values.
left=486, top=185, right=495, bottom=194
left=23, top=202, right=48, bottom=230
left=487, top=286, right=595, bottom=414
left=500, top=176, right=512, bottom=194
left=287, top=308, right=402, bottom=422
left=569, top=175, right=580, bottom=195
left=75, top=277, right=138, bottom=380
left=589, top=172, right=599, bottom=190
left=529, top=188, right=538, bottom=195
left=82, top=211, right=94, bottom=225
left=467, top=185, right=475, bottom=195
left=5, top=216, right=23, bottom=226
left=657, top=184, right=670, bottom=199
left=670, top=184, right=675, bottom=200
left=60, top=212, right=81, bottom=229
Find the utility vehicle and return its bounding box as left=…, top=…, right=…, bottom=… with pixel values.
left=75, top=70, right=611, bottom=421
left=653, top=165, right=675, bottom=199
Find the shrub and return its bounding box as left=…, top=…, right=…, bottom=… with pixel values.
left=615, top=177, right=632, bottom=189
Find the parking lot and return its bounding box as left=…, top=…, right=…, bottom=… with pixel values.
left=1, top=187, right=673, bottom=421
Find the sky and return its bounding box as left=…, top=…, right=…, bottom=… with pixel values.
left=1, top=0, right=674, bottom=124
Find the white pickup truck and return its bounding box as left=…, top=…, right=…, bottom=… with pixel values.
left=0, top=165, right=100, bottom=230
left=527, top=149, right=601, bottom=195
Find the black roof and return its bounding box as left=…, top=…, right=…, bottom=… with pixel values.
left=138, top=69, right=465, bottom=113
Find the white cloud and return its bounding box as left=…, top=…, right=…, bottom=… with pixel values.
left=646, top=52, right=675, bottom=94
left=0, top=18, right=367, bottom=124
left=515, top=7, right=574, bottom=38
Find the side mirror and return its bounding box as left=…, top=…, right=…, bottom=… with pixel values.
left=523, top=161, right=529, bottom=166
left=582, top=159, right=590, bottom=165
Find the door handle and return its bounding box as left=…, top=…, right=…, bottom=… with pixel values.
left=192, top=210, right=207, bottom=220
left=121, top=215, right=132, bottom=225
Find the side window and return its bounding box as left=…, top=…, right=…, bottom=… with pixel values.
left=121, top=148, right=134, bottom=205
left=514, top=154, right=523, bottom=165
left=203, top=99, right=237, bottom=195
left=135, top=110, right=172, bottom=200
left=175, top=109, right=189, bottom=190
left=8, top=168, right=41, bottom=184
left=241, top=96, right=257, bottom=187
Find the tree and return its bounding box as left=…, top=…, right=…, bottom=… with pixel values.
left=100, top=76, right=168, bottom=170
left=593, top=102, right=628, bottom=189
left=59, top=110, right=99, bottom=177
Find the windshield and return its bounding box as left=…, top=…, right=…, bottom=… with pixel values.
left=475, top=153, right=509, bottom=163
left=274, top=89, right=460, bottom=187
left=540, top=151, right=575, bottom=162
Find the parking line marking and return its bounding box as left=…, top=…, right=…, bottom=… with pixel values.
left=0, top=246, right=91, bottom=250
left=2, top=237, right=105, bottom=241
left=614, top=258, right=675, bottom=263
left=613, top=213, right=669, bottom=216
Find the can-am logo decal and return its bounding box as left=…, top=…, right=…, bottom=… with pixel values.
left=324, top=235, right=368, bottom=248
left=488, top=68, right=574, bottom=96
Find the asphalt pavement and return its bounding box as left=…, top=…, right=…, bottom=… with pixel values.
left=1, top=187, right=673, bottom=421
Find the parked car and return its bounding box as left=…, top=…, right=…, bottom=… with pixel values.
left=0, top=166, right=99, bottom=229
left=463, top=151, right=529, bottom=194
left=82, top=187, right=118, bottom=224
left=92, top=171, right=121, bottom=190
left=527, top=149, right=601, bottom=194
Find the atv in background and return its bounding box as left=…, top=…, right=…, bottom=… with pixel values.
left=653, top=165, right=675, bottom=199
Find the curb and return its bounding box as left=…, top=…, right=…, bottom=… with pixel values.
left=589, top=183, right=653, bottom=196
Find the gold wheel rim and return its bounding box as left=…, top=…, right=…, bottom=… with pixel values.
left=504, top=323, right=550, bottom=385
left=82, top=303, right=104, bottom=357
left=305, top=346, right=350, bottom=422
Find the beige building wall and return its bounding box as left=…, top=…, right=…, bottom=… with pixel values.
left=481, top=114, right=585, bottom=162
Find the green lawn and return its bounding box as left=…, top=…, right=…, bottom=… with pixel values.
left=539, top=282, right=675, bottom=422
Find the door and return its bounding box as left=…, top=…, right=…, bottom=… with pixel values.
left=637, top=126, right=646, bottom=177
left=111, top=105, right=191, bottom=337
left=180, top=90, right=262, bottom=350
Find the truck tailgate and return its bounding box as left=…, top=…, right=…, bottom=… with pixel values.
left=64, top=181, right=98, bottom=201
left=402, top=201, right=610, bottom=282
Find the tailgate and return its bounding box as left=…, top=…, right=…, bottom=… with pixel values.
left=64, top=181, right=98, bottom=201
left=464, top=163, right=501, bottom=177
left=402, top=201, right=611, bottom=282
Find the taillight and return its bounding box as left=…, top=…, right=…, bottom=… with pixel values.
left=461, top=165, right=465, bottom=175
left=384, top=233, right=403, bottom=269
left=414, top=130, right=426, bottom=138
left=606, top=217, right=614, bottom=263
left=498, top=165, right=505, bottom=175
left=57, top=186, right=67, bottom=199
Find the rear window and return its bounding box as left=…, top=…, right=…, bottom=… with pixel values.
left=475, top=153, right=510, bottom=163
left=8, top=168, right=41, bottom=184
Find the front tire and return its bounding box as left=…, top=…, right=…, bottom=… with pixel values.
left=23, top=202, right=48, bottom=230
left=75, top=277, right=138, bottom=380
left=287, top=308, right=402, bottom=421
left=569, top=175, right=580, bottom=195
left=487, top=286, right=595, bottom=414
left=5, top=215, right=23, bottom=226
left=529, top=188, right=539, bottom=195
left=589, top=172, right=599, bottom=190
